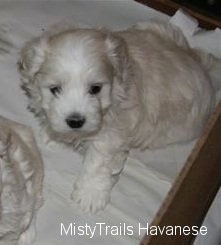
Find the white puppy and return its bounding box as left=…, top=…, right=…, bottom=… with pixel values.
left=18, top=21, right=220, bottom=213
left=0, top=116, right=43, bottom=244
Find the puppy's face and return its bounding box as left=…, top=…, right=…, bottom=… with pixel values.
left=19, top=30, right=126, bottom=138
left=38, top=32, right=114, bottom=135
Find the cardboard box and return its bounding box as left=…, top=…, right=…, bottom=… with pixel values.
left=140, top=102, right=221, bottom=244
left=135, top=0, right=221, bottom=29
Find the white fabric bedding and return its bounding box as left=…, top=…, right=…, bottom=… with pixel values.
left=0, top=1, right=220, bottom=245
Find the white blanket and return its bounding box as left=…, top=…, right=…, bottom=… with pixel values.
left=0, top=1, right=220, bottom=245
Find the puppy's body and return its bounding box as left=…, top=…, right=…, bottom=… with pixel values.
left=0, top=116, right=43, bottom=244
left=18, top=22, right=220, bottom=212
left=112, top=28, right=214, bottom=149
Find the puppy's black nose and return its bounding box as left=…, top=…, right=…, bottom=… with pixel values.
left=66, top=113, right=86, bottom=129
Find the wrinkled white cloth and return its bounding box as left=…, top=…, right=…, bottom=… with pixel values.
left=170, top=9, right=200, bottom=36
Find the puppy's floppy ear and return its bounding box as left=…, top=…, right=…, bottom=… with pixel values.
left=18, top=37, right=48, bottom=114
left=18, top=37, right=48, bottom=81
left=105, top=33, right=129, bottom=80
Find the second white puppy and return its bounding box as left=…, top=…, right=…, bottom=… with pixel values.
left=18, top=21, right=220, bottom=213
left=0, top=116, right=43, bottom=244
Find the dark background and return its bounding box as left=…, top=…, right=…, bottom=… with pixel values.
left=174, top=0, right=221, bottom=19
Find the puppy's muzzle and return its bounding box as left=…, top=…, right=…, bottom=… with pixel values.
left=66, top=113, right=86, bottom=129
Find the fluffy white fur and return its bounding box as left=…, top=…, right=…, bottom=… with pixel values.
left=0, top=116, right=43, bottom=244
left=18, top=21, right=220, bottom=213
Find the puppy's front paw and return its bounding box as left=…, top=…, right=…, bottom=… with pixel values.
left=71, top=180, right=111, bottom=213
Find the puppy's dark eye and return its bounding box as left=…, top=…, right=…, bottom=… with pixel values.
left=49, top=85, right=62, bottom=96
left=89, top=84, right=102, bottom=95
